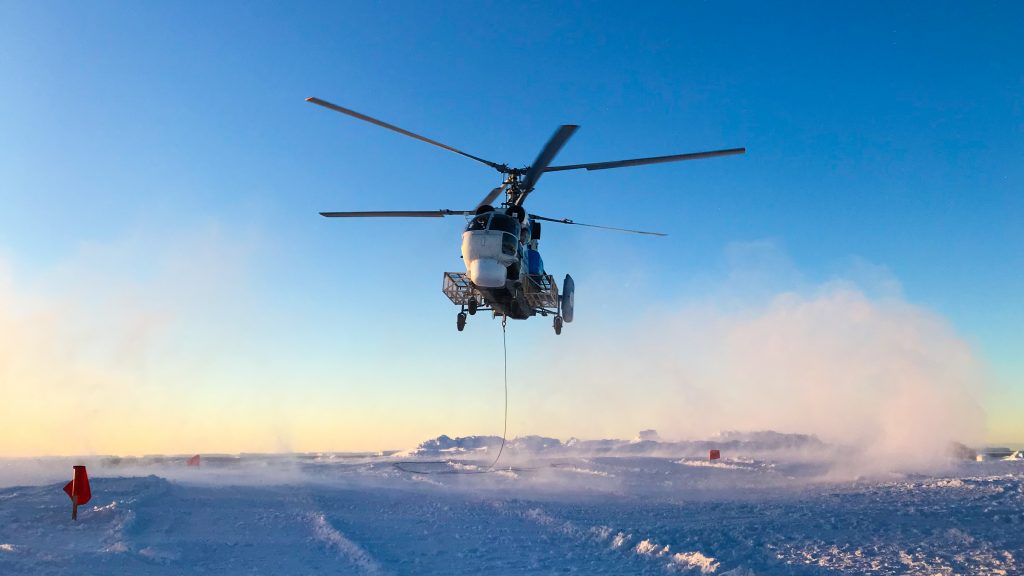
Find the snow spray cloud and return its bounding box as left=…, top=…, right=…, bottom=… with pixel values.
left=0, top=223, right=259, bottom=458
left=536, top=243, right=986, bottom=475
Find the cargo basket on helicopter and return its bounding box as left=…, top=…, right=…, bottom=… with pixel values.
left=443, top=272, right=560, bottom=314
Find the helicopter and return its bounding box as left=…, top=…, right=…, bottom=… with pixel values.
left=308, top=96, right=744, bottom=334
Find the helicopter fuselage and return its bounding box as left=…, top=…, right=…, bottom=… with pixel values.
left=449, top=207, right=576, bottom=327
left=461, top=211, right=540, bottom=320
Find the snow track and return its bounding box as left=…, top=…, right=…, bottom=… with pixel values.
left=309, top=512, right=383, bottom=574
left=497, top=501, right=722, bottom=574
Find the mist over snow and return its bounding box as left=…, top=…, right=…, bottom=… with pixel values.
left=0, top=224, right=262, bottom=457
left=0, top=226, right=989, bottom=476
left=534, top=244, right=987, bottom=476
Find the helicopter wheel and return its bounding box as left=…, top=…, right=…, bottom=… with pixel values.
left=457, top=312, right=467, bottom=332
left=553, top=315, right=563, bottom=335
left=468, top=298, right=478, bottom=315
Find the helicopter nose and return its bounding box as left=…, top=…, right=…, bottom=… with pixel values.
left=468, top=258, right=506, bottom=288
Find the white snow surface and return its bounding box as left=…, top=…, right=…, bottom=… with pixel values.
left=1, top=440, right=1022, bottom=575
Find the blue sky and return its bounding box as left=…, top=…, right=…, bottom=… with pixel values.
left=1, top=1, right=1020, bottom=454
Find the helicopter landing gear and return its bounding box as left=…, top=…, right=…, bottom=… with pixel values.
left=457, top=312, right=467, bottom=332
left=467, top=298, right=478, bottom=315
left=553, top=315, right=563, bottom=335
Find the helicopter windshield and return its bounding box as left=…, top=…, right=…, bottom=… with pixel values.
left=488, top=214, right=519, bottom=235
left=466, top=214, right=490, bottom=231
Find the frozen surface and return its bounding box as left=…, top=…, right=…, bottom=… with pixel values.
left=1, top=451, right=1022, bottom=575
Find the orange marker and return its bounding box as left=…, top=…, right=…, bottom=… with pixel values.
left=63, top=465, right=91, bottom=521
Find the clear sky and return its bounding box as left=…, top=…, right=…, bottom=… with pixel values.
left=1, top=1, right=1021, bottom=456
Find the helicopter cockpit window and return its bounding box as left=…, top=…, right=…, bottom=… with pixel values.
left=466, top=213, right=490, bottom=232
left=487, top=214, right=520, bottom=235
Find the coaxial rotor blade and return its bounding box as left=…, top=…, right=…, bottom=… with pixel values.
left=306, top=97, right=505, bottom=171
left=529, top=214, right=667, bottom=236
left=543, top=147, right=745, bottom=172
left=516, top=125, right=579, bottom=205
left=476, top=185, right=506, bottom=209
left=320, top=210, right=472, bottom=218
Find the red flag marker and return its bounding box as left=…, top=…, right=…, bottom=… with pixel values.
left=186, top=454, right=201, bottom=467
left=63, top=465, right=91, bottom=521
left=709, top=449, right=721, bottom=461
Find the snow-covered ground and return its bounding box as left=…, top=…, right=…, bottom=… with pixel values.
left=1, top=438, right=1022, bottom=575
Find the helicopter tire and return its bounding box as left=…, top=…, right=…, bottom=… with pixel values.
left=457, top=312, right=467, bottom=332
left=553, top=315, right=563, bottom=335
left=468, top=298, right=478, bottom=315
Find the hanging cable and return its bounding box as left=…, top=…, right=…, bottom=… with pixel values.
left=393, top=315, right=516, bottom=475
left=486, top=315, right=509, bottom=470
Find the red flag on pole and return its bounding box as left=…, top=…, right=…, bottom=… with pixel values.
left=186, top=454, right=201, bottom=467
left=63, top=465, right=91, bottom=520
